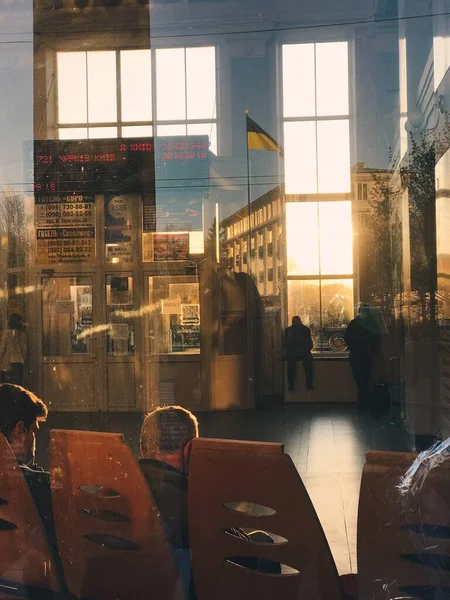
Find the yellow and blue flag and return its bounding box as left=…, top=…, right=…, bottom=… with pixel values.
left=246, top=114, right=284, bottom=157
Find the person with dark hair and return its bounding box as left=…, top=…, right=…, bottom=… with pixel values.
left=0, top=314, right=27, bottom=385
left=344, top=305, right=381, bottom=410
left=283, top=315, right=314, bottom=392
left=0, top=383, right=57, bottom=555
left=140, top=405, right=199, bottom=550
left=139, top=406, right=279, bottom=597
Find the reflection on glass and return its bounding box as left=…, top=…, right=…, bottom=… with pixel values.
left=320, top=279, right=354, bottom=327
left=318, top=201, right=353, bottom=275
left=288, top=279, right=353, bottom=352
left=120, top=50, right=152, bottom=122
left=57, top=53, right=87, bottom=124
left=157, top=124, right=187, bottom=136
left=284, top=121, right=317, bottom=194
left=58, top=128, right=88, bottom=140
left=156, top=48, right=186, bottom=121
left=315, top=42, right=349, bottom=117
left=187, top=123, right=217, bottom=155
left=105, top=195, right=134, bottom=264
left=282, top=44, right=315, bottom=118
left=288, top=280, right=320, bottom=331
left=88, top=127, right=118, bottom=139
left=186, top=47, right=216, bottom=120
left=149, top=276, right=200, bottom=354
left=42, top=277, right=92, bottom=356
left=106, top=275, right=135, bottom=357
left=87, top=52, right=117, bottom=124
left=286, top=202, right=319, bottom=275
left=317, top=120, right=350, bottom=193
left=122, top=125, right=153, bottom=138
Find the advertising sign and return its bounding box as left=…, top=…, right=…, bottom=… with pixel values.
left=36, top=227, right=95, bottom=264
left=153, top=233, right=189, bottom=261
left=35, top=194, right=95, bottom=227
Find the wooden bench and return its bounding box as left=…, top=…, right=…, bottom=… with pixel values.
left=0, top=434, right=60, bottom=599
left=50, top=429, right=182, bottom=600
left=188, top=437, right=343, bottom=600
left=358, top=449, right=450, bottom=599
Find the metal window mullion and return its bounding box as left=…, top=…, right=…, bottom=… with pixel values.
left=116, top=50, right=122, bottom=137
left=184, top=47, right=188, bottom=134
left=283, top=115, right=348, bottom=122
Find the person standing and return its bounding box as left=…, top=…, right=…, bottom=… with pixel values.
left=0, top=314, right=27, bottom=386
left=344, top=306, right=380, bottom=409
left=284, top=316, right=314, bottom=392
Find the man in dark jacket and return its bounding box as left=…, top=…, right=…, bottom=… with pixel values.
left=344, top=306, right=380, bottom=409
left=284, top=316, right=314, bottom=392
left=0, top=384, right=59, bottom=560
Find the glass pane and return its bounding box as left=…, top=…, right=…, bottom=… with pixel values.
left=319, top=201, right=353, bottom=275
left=189, top=231, right=204, bottom=254
left=87, top=51, right=117, bottom=123
left=149, top=275, right=200, bottom=354
left=317, top=119, right=350, bottom=193
left=156, top=48, right=186, bottom=121
left=320, top=279, right=354, bottom=352
left=122, top=125, right=153, bottom=137
left=187, top=122, right=217, bottom=154
left=282, top=44, right=315, bottom=118
left=315, top=42, right=349, bottom=116
left=88, top=127, right=118, bottom=139
left=42, top=277, right=92, bottom=356
left=57, top=52, right=87, bottom=124
left=284, top=121, right=317, bottom=194
left=186, top=47, right=216, bottom=120
left=287, top=280, right=321, bottom=349
left=120, top=50, right=152, bottom=122
left=157, top=124, right=187, bottom=136
left=106, top=275, right=135, bottom=357
left=105, top=195, right=134, bottom=263
left=286, top=202, right=319, bottom=275
left=58, top=127, right=88, bottom=140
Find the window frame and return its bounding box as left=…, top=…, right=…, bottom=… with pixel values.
left=55, top=46, right=218, bottom=152
left=281, top=39, right=354, bottom=354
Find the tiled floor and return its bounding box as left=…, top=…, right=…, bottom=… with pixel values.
left=39, top=403, right=411, bottom=575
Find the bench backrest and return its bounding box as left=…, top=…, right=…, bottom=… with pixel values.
left=0, top=434, right=60, bottom=599
left=358, top=449, right=450, bottom=599
left=188, top=437, right=343, bottom=600
left=50, top=429, right=182, bottom=600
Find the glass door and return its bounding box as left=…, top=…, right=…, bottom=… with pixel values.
left=39, top=274, right=104, bottom=410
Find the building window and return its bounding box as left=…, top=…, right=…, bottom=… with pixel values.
left=358, top=182, right=368, bottom=201
left=268, top=268, right=274, bottom=282
left=286, top=201, right=353, bottom=353
left=56, top=47, right=217, bottom=154
left=282, top=42, right=350, bottom=194
left=258, top=270, right=264, bottom=283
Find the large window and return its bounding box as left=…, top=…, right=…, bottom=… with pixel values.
left=282, top=42, right=350, bottom=194
left=286, top=202, right=354, bottom=353
left=56, top=47, right=217, bottom=153
left=282, top=41, right=353, bottom=352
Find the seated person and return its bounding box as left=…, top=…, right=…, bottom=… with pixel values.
left=139, top=405, right=197, bottom=551
left=0, top=383, right=58, bottom=556
left=139, top=406, right=280, bottom=575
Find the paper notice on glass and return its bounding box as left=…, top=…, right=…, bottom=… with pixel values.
left=110, top=323, right=129, bottom=341
left=80, top=293, right=92, bottom=308
left=56, top=301, right=75, bottom=315
left=162, top=298, right=182, bottom=315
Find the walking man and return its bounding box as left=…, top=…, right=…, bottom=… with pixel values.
left=284, top=316, right=314, bottom=392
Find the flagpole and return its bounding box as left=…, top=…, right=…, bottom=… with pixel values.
left=245, top=110, right=252, bottom=280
